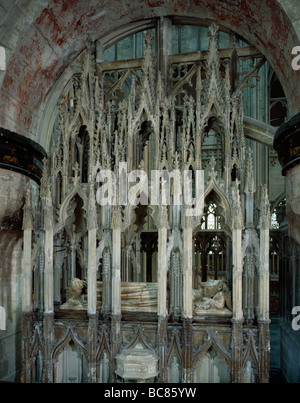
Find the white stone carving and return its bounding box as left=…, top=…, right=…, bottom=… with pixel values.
left=193, top=280, right=232, bottom=316
left=0, top=306, right=6, bottom=330
left=60, top=278, right=86, bottom=309
left=115, top=343, right=158, bottom=381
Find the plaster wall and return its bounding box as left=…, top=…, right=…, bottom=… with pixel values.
left=0, top=230, right=23, bottom=382
left=0, top=0, right=299, bottom=146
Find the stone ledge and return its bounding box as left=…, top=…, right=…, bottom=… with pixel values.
left=274, top=112, right=300, bottom=175
left=0, top=127, right=46, bottom=184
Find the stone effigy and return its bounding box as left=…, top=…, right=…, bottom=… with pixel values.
left=193, top=280, right=232, bottom=316
left=60, top=280, right=158, bottom=312
left=60, top=278, right=87, bottom=309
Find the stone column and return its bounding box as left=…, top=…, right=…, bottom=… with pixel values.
left=43, top=311, right=54, bottom=383
left=21, top=190, right=33, bottom=383
left=38, top=245, right=45, bottom=315
left=133, top=236, right=141, bottom=282
left=231, top=180, right=244, bottom=383
left=22, top=190, right=33, bottom=314
left=111, top=206, right=122, bottom=316
left=157, top=207, right=169, bottom=317
left=170, top=249, right=181, bottom=318
left=43, top=189, right=55, bottom=383
left=243, top=149, right=256, bottom=323
left=232, top=227, right=243, bottom=320
left=86, top=185, right=99, bottom=382
left=258, top=184, right=271, bottom=383
left=157, top=315, right=168, bottom=383
left=182, top=214, right=193, bottom=383
left=182, top=218, right=193, bottom=319
left=111, top=206, right=122, bottom=382
left=54, top=245, right=64, bottom=305
left=101, top=247, right=111, bottom=316
left=100, top=204, right=112, bottom=316
left=157, top=16, right=172, bottom=91
left=258, top=185, right=270, bottom=321
left=87, top=232, right=97, bottom=314
left=44, top=202, right=54, bottom=315
left=87, top=188, right=98, bottom=315
left=70, top=238, right=77, bottom=279
left=231, top=318, right=243, bottom=383
left=244, top=148, right=255, bottom=226
left=182, top=316, right=193, bottom=383
left=87, top=313, right=98, bottom=383
left=232, top=181, right=244, bottom=320
left=226, top=235, right=232, bottom=288
left=156, top=207, right=169, bottom=383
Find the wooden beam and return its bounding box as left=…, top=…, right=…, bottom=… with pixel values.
left=98, top=46, right=262, bottom=72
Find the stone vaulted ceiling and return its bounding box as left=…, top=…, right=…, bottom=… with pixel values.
left=0, top=0, right=300, bottom=147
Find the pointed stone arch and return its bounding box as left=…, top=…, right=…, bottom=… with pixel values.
left=69, top=108, right=88, bottom=137
left=192, top=330, right=231, bottom=369
left=167, top=330, right=182, bottom=367
left=52, top=326, right=87, bottom=361
left=126, top=325, right=156, bottom=353
left=132, top=105, right=156, bottom=138
left=30, top=326, right=44, bottom=358
left=52, top=326, right=88, bottom=383
left=241, top=331, right=259, bottom=382
left=96, top=327, right=111, bottom=362
left=242, top=331, right=259, bottom=372
left=202, top=100, right=227, bottom=134
left=203, top=178, right=231, bottom=232
left=58, top=186, right=89, bottom=230
left=96, top=326, right=112, bottom=383
left=166, top=330, right=182, bottom=382
left=29, top=326, right=45, bottom=383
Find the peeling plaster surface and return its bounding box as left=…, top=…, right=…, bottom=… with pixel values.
left=0, top=307, right=5, bottom=331
left=0, top=230, right=23, bottom=381
left=0, top=169, right=28, bottom=221
left=0, top=0, right=299, bottom=145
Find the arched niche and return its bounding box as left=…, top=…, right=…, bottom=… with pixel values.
left=202, top=128, right=224, bottom=176
left=30, top=328, right=44, bottom=383
left=242, top=332, right=259, bottom=383
left=53, top=329, right=87, bottom=383
left=194, top=189, right=231, bottom=286
left=193, top=345, right=231, bottom=383
left=166, top=332, right=182, bottom=383
left=96, top=329, right=111, bottom=383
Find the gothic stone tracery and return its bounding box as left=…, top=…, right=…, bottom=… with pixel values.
left=21, top=23, right=270, bottom=383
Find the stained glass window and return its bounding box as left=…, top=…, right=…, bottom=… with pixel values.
left=201, top=203, right=221, bottom=230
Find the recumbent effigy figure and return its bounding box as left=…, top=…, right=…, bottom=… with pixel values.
left=193, top=280, right=232, bottom=314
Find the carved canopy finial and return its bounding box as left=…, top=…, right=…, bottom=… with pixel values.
left=231, top=179, right=244, bottom=229
left=258, top=184, right=270, bottom=230
left=208, top=22, right=219, bottom=38
left=245, top=147, right=255, bottom=194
